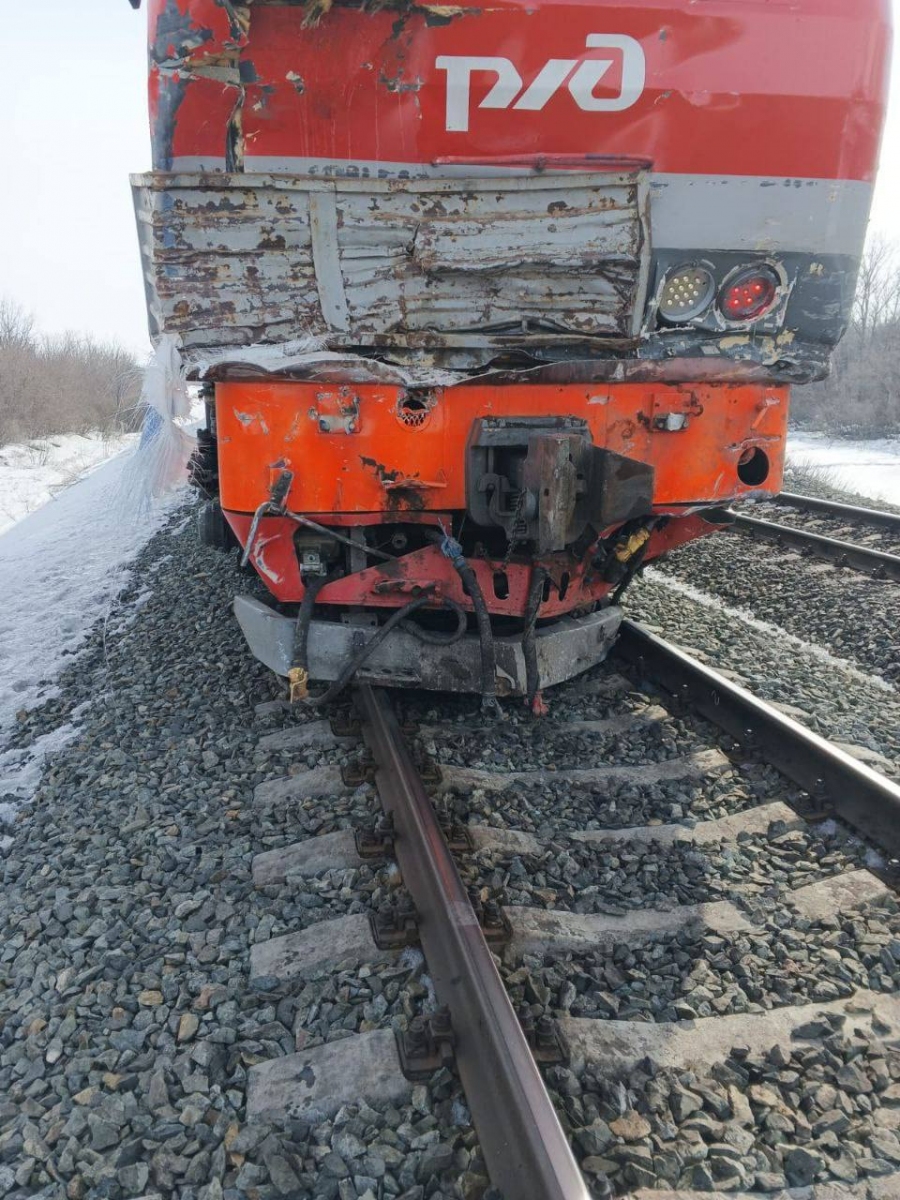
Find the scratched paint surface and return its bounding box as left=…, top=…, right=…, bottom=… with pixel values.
left=133, top=169, right=650, bottom=349
left=215, top=379, right=789, bottom=515
left=146, top=0, right=889, bottom=182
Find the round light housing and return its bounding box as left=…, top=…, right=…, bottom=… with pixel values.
left=658, top=266, right=716, bottom=323
left=719, top=266, right=780, bottom=322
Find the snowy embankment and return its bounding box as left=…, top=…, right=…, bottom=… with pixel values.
left=787, top=432, right=900, bottom=506
left=0, top=444, right=184, bottom=828
left=0, top=431, right=141, bottom=534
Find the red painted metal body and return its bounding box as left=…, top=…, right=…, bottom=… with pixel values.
left=217, top=378, right=788, bottom=607
left=147, top=0, right=889, bottom=183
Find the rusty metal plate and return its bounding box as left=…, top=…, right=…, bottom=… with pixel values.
left=132, top=169, right=650, bottom=356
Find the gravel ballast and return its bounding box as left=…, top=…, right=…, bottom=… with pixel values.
left=503, top=896, right=900, bottom=1024
left=0, top=503, right=484, bottom=1200
left=466, top=826, right=873, bottom=916
left=626, top=566, right=900, bottom=774
left=3, top=464, right=900, bottom=1200
left=560, top=1014, right=900, bottom=1194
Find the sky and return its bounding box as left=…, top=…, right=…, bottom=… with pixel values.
left=1, top=1, right=899, bottom=359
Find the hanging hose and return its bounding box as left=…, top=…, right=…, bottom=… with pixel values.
left=288, top=572, right=335, bottom=703
left=400, top=597, right=468, bottom=646
left=440, top=535, right=500, bottom=715
left=306, top=594, right=436, bottom=708
left=522, top=566, right=549, bottom=713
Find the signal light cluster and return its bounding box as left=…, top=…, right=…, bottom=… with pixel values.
left=659, top=268, right=715, bottom=322
left=720, top=267, right=778, bottom=321
left=659, top=263, right=781, bottom=327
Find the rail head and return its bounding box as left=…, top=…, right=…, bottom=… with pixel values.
left=777, top=490, right=900, bottom=532
left=354, top=684, right=593, bottom=1200
left=729, top=510, right=900, bottom=581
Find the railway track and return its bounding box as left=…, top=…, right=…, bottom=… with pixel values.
left=246, top=622, right=900, bottom=1199
left=775, top=493, right=900, bottom=534
left=729, top=493, right=900, bottom=583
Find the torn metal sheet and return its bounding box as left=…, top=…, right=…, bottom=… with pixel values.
left=131, top=167, right=651, bottom=353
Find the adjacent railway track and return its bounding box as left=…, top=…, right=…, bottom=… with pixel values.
left=775, top=492, right=900, bottom=533
left=246, top=625, right=900, bottom=1198
left=729, top=510, right=900, bottom=583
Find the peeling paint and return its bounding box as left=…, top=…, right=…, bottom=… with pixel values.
left=138, top=0, right=877, bottom=390
left=133, top=168, right=651, bottom=364
left=252, top=534, right=285, bottom=585
left=234, top=409, right=270, bottom=434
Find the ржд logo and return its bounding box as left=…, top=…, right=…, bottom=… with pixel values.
left=436, top=35, right=646, bottom=133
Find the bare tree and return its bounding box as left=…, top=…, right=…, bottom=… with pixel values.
left=0, top=298, right=145, bottom=447
left=0, top=298, right=36, bottom=351
left=853, top=236, right=900, bottom=343
left=792, top=238, right=900, bottom=436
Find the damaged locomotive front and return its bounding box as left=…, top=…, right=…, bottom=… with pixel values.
left=130, top=0, right=890, bottom=706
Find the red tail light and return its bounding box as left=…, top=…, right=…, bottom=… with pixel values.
left=719, top=266, right=780, bottom=322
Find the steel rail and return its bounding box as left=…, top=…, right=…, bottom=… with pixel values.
left=616, top=620, right=900, bottom=861
left=729, top=511, right=900, bottom=582
left=355, top=684, right=592, bottom=1200
left=776, top=491, right=900, bottom=532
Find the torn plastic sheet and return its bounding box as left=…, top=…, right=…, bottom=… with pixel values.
left=124, top=335, right=196, bottom=508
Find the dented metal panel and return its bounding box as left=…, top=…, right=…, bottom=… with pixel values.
left=132, top=168, right=650, bottom=353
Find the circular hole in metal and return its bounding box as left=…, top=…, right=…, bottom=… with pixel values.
left=397, top=394, right=433, bottom=429
left=737, top=447, right=770, bottom=486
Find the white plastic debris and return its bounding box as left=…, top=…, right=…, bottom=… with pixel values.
left=124, top=335, right=196, bottom=508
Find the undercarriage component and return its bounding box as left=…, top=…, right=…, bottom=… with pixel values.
left=197, top=501, right=236, bottom=552
left=188, top=426, right=219, bottom=500
left=234, top=595, right=622, bottom=696
left=467, top=417, right=655, bottom=554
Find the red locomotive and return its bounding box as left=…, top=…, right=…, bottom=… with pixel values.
left=131, top=0, right=891, bottom=708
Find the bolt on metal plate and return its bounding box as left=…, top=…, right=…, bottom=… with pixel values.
left=369, top=894, right=419, bottom=949
left=397, top=1008, right=456, bottom=1080
left=355, top=812, right=396, bottom=859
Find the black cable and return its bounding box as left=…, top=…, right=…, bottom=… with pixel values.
left=306, top=595, right=435, bottom=707
left=290, top=571, right=333, bottom=675
left=440, top=535, right=499, bottom=714
left=522, top=566, right=548, bottom=711
left=284, top=511, right=395, bottom=562
left=400, top=597, right=468, bottom=646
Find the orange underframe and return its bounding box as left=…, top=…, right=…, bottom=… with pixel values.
left=217, top=379, right=787, bottom=609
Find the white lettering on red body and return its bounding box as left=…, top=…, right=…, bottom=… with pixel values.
left=436, top=35, right=646, bottom=133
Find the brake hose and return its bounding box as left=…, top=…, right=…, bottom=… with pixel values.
left=306, top=595, right=435, bottom=708
left=522, top=566, right=549, bottom=713
left=440, top=535, right=500, bottom=715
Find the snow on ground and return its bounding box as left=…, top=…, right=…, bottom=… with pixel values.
left=787, top=432, right=900, bottom=506
left=0, top=431, right=140, bottom=534
left=0, top=447, right=183, bottom=816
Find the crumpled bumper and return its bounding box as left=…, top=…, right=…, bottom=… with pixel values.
left=234, top=596, right=622, bottom=696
